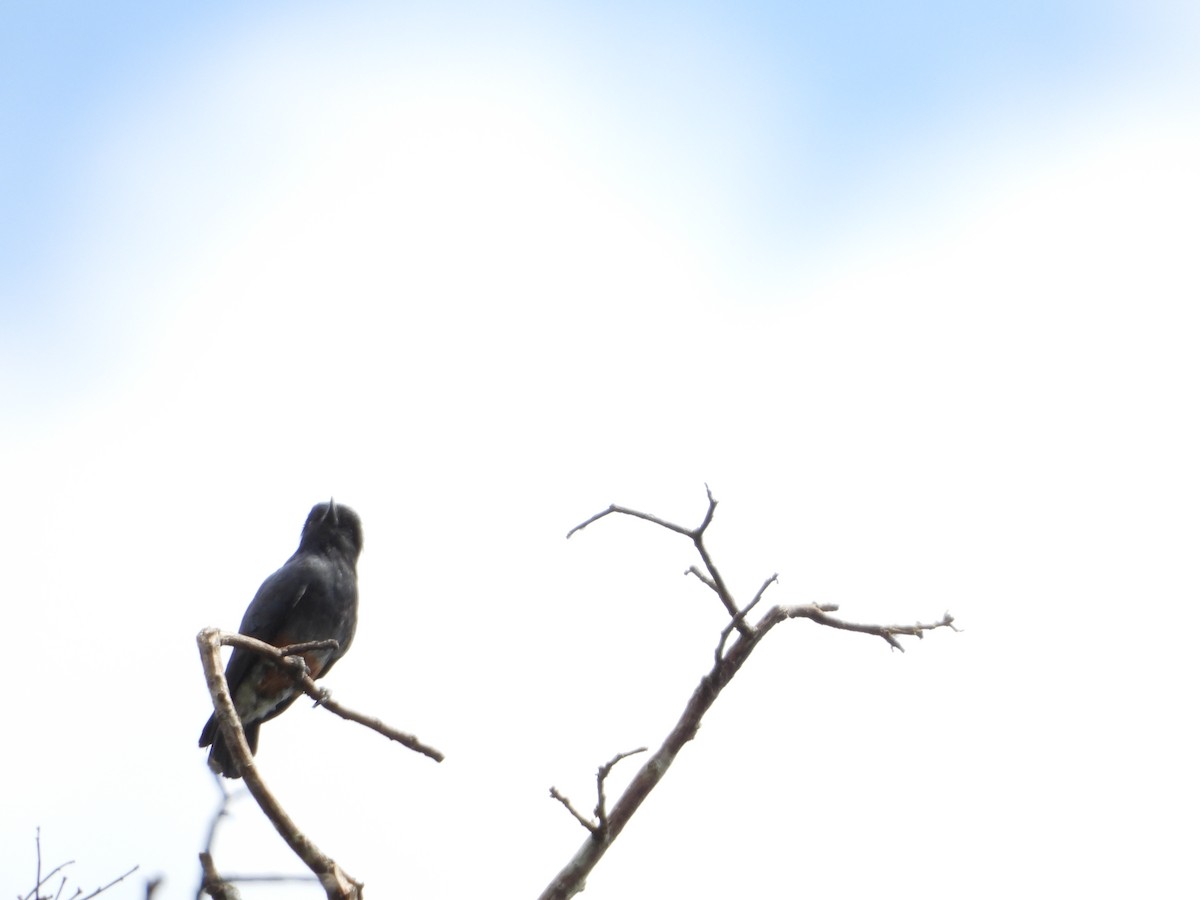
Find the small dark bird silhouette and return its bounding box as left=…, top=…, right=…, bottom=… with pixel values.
left=200, top=500, right=363, bottom=778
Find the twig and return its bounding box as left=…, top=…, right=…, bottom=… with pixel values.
left=216, top=631, right=445, bottom=762
left=279, top=638, right=342, bottom=656
left=549, top=746, right=648, bottom=837
left=78, top=866, right=140, bottom=900
left=35, top=827, right=42, bottom=900
left=549, top=788, right=597, bottom=835
left=715, top=574, right=777, bottom=662
left=568, top=485, right=750, bottom=635
left=567, top=505, right=691, bottom=540
left=309, top=689, right=445, bottom=763
left=768, top=605, right=958, bottom=651
left=595, top=748, right=647, bottom=834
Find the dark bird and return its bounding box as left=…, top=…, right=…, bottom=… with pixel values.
left=200, top=500, right=363, bottom=778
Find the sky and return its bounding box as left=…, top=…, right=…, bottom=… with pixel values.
left=2, top=2, right=1198, bottom=898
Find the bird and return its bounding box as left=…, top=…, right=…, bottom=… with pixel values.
left=200, top=500, right=363, bottom=778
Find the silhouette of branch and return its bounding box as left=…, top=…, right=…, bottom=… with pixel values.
left=541, top=490, right=957, bottom=900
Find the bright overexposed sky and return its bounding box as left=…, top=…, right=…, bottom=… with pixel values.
left=3, top=3, right=1198, bottom=898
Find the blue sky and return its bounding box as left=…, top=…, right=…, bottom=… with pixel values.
left=2, top=1, right=1182, bottom=308
left=2, top=3, right=1198, bottom=898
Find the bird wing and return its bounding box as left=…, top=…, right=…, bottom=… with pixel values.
left=222, top=556, right=317, bottom=693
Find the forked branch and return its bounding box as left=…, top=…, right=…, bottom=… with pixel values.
left=197, top=630, right=443, bottom=898
left=542, top=490, right=956, bottom=900
left=197, top=628, right=363, bottom=900
left=568, top=485, right=750, bottom=635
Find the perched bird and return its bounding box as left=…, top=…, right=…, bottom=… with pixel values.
left=200, top=500, right=363, bottom=778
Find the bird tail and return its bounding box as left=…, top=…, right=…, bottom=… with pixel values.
left=199, top=713, right=259, bottom=780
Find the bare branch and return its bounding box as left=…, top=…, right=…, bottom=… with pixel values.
left=566, top=504, right=691, bottom=539
left=78, top=866, right=140, bottom=900
left=197, top=628, right=363, bottom=900
left=21, top=832, right=134, bottom=900
left=214, top=631, right=445, bottom=762
left=540, top=491, right=957, bottom=900
left=715, top=574, right=777, bottom=662
left=568, top=490, right=751, bottom=635
left=767, top=605, right=958, bottom=651
left=278, top=638, right=341, bottom=656
left=309, top=689, right=445, bottom=763
left=23, top=846, right=74, bottom=900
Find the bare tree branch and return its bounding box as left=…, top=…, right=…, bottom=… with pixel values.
left=310, top=688, right=445, bottom=763
left=197, top=628, right=363, bottom=900
left=196, top=625, right=444, bottom=898
left=540, top=490, right=956, bottom=900
left=568, top=485, right=750, bottom=635
left=213, top=632, right=445, bottom=762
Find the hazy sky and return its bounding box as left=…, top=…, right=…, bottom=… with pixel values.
left=3, top=3, right=1198, bottom=898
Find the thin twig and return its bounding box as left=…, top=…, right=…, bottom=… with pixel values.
left=549, top=788, right=598, bottom=834
left=309, top=689, right=445, bottom=763
left=279, top=639, right=341, bottom=657
left=769, top=605, right=958, bottom=651
left=568, top=488, right=751, bottom=635
left=595, top=748, right=647, bottom=834
left=567, top=505, right=691, bottom=540
left=217, top=632, right=445, bottom=762
left=685, top=565, right=716, bottom=591
left=78, top=866, right=139, bottom=900
left=715, top=574, right=778, bottom=662
left=25, top=828, right=73, bottom=900
left=35, top=827, right=42, bottom=900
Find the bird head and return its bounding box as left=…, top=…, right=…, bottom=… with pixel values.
left=299, top=499, right=364, bottom=560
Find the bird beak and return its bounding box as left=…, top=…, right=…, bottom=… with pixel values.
left=328, top=497, right=338, bottom=526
